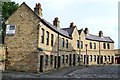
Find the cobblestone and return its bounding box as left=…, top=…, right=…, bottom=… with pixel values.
left=1, top=64, right=120, bottom=79
left=64, top=64, right=119, bottom=78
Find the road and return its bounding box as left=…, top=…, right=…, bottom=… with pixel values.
left=64, top=65, right=119, bottom=78
left=1, top=64, right=120, bottom=79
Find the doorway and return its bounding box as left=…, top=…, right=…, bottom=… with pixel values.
left=40, top=55, right=43, bottom=72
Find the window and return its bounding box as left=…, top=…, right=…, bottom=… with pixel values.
left=76, top=54, right=79, bottom=62
left=41, top=28, right=44, bottom=43
left=108, top=56, right=110, bottom=61
left=81, top=41, right=83, bottom=49
left=104, top=56, right=107, bottom=61
left=50, top=55, right=53, bottom=65
left=66, top=39, right=68, bottom=48
left=62, top=38, right=65, bottom=47
left=94, top=43, right=96, bottom=49
left=62, top=55, right=64, bottom=64
left=66, top=55, right=68, bottom=63
left=77, top=40, right=79, bottom=48
left=90, top=42, right=92, bottom=49
left=90, top=55, right=92, bottom=62
left=103, top=43, right=106, bottom=49
left=46, top=31, right=49, bottom=45
left=107, top=43, right=110, bottom=49
left=94, top=55, right=96, bottom=62
left=45, top=55, right=48, bottom=65
left=51, top=34, right=54, bottom=46
left=80, top=55, right=83, bottom=62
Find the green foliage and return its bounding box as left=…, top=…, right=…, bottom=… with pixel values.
left=2, top=1, right=19, bottom=20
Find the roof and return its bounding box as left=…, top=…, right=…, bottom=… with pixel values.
left=78, top=29, right=83, bottom=35
left=86, top=34, right=114, bottom=43
left=5, top=2, right=114, bottom=42
left=41, top=19, right=72, bottom=39
left=5, top=2, right=41, bottom=23
left=61, top=27, right=75, bottom=37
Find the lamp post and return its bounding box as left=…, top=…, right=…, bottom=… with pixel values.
left=85, top=44, right=88, bottom=67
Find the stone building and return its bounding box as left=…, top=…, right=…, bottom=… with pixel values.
left=115, top=49, right=120, bottom=64
left=4, top=2, right=115, bottom=72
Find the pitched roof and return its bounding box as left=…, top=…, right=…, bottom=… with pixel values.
left=6, top=2, right=114, bottom=42
left=41, top=19, right=72, bottom=39
left=61, top=27, right=75, bottom=37
left=78, top=29, right=83, bottom=35
left=86, top=34, right=114, bottom=43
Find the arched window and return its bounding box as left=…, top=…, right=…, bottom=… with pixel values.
left=51, top=34, right=54, bottom=46
left=94, top=43, right=96, bottom=49
left=81, top=41, right=83, bottom=49
left=90, top=55, right=92, bottom=62
left=46, top=31, right=49, bottom=45
left=41, top=28, right=44, bottom=43
left=77, top=40, right=79, bottom=48
left=107, top=43, right=110, bottom=49
left=62, top=38, right=64, bottom=47
left=104, top=56, right=106, bottom=61
left=103, top=43, right=106, bottom=49
left=90, top=42, right=92, bottom=49
left=66, top=39, right=68, bottom=48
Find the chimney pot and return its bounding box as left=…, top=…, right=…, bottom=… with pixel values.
left=53, top=17, right=60, bottom=29
left=84, top=28, right=89, bottom=34
left=99, top=30, right=103, bottom=37
left=34, top=3, right=42, bottom=18
left=70, top=22, right=74, bottom=27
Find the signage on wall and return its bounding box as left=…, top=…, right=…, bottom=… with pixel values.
left=6, top=24, right=16, bottom=35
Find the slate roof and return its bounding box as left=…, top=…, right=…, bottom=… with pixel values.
left=61, top=27, right=75, bottom=37
left=86, top=34, right=114, bottom=43
left=6, top=2, right=114, bottom=43
left=41, top=19, right=71, bottom=39
left=78, top=29, right=83, bottom=35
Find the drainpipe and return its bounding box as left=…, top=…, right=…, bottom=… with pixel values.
left=99, top=41, right=101, bottom=64
left=79, top=36, right=81, bottom=66
left=57, top=33, right=59, bottom=69
left=85, top=44, right=88, bottom=67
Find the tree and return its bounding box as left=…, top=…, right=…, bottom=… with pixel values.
left=0, top=1, right=19, bottom=44
left=2, top=1, right=19, bottom=20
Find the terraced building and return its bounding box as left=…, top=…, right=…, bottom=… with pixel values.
left=4, top=2, right=115, bottom=72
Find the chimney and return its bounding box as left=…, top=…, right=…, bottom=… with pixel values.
left=99, top=30, right=103, bottom=37
left=70, top=22, right=74, bottom=28
left=53, top=17, right=60, bottom=29
left=84, top=28, right=89, bottom=35
left=34, top=3, right=42, bottom=18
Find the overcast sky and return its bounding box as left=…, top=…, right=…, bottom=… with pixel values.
left=11, top=0, right=119, bottom=49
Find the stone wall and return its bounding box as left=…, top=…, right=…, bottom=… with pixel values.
left=0, top=45, right=5, bottom=71
left=4, top=3, right=40, bottom=72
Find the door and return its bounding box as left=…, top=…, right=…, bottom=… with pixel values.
left=101, top=56, right=103, bottom=64
left=111, top=56, right=114, bottom=64
left=40, top=55, right=43, bottom=72
left=69, top=54, right=72, bottom=66
left=73, top=54, right=76, bottom=66
left=58, top=56, right=61, bottom=68
left=86, top=55, right=89, bottom=64
left=84, top=55, right=86, bottom=64
left=54, top=56, right=57, bottom=68
left=97, top=56, right=99, bottom=64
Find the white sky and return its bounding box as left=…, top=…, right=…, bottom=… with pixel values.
left=12, top=0, right=119, bottom=49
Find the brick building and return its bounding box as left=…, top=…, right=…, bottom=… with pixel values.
left=4, top=2, right=115, bottom=72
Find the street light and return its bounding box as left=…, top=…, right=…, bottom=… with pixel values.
left=85, top=44, right=88, bottom=67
